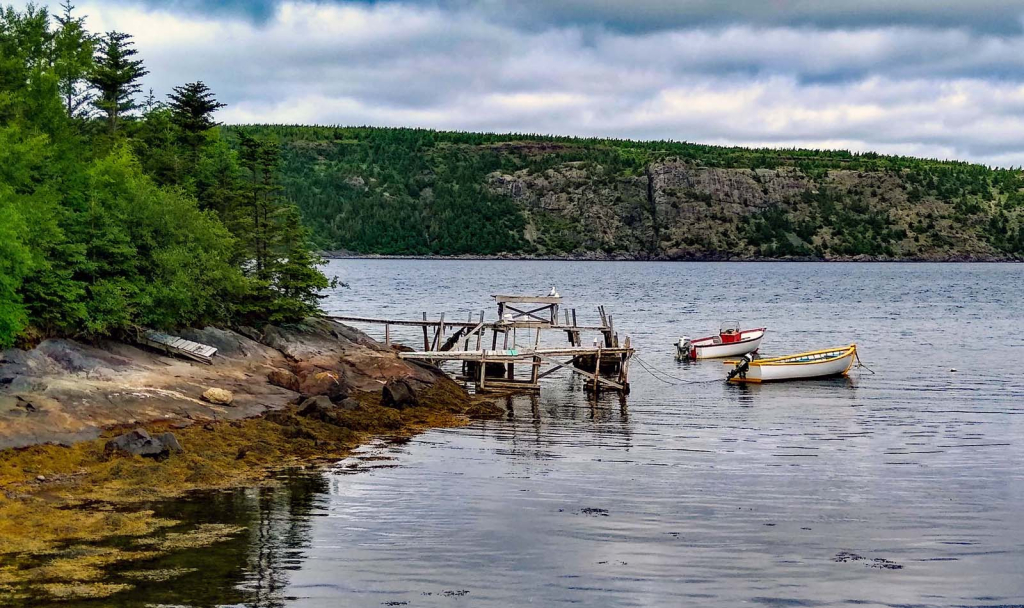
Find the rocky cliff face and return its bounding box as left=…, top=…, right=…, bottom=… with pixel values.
left=486, top=158, right=1021, bottom=261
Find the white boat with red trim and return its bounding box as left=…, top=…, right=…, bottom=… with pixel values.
left=724, top=344, right=857, bottom=383
left=676, top=323, right=766, bottom=360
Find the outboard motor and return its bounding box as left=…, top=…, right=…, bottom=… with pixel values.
left=727, top=353, right=755, bottom=381
left=676, top=336, right=693, bottom=361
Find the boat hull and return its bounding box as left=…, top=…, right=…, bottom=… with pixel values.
left=690, top=329, right=765, bottom=360
left=726, top=345, right=856, bottom=383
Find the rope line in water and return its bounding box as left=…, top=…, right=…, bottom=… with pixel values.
left=854, top=350, right=877, bottom=374
left=632, top=355, right=721, bottom=386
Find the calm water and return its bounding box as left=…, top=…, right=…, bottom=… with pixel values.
left=88, top=262, right=1024, bottom=607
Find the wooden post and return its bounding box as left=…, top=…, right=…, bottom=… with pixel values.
left=619, top=337, right=632, bottom=389
left=530, top=355, right=541, bottom=386
left=478, top=355, right=486, bottom=391
left=504, top=329, right=513, bottom=380
left=593, top=347, right=602, bottom=393
left=571, top=309, right=580, bottom=346
left=385, top=323, right=391, bottom=347
left=476, top=311, right=484, bottom=350
left=434, top=313, right=445, bottom=351
left=422, top=312, right=429, bottom=351
left=607, top=314, right=616, bottom=347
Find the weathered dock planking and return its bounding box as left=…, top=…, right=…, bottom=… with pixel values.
left=328, top=293, right=634, bottom=395
left=137, top=330, right=218, bottom=365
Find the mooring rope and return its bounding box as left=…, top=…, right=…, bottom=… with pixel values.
left=632, top=355, right=721, bottom=386
left=854, top=350, right=877, bottom=374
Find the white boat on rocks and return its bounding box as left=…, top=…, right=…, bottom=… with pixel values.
left=676, top=324, right=766, bottom=360
left=725, top=344, right=857, bottom=383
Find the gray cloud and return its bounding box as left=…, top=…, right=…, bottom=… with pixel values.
left=48, top=0, right=1024, bottom=166
left=118, top=0, right=1024, bottom=34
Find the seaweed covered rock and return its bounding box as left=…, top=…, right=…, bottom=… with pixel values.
left=104, top=428, right=184, bottom=459
left=381, top=378, right=419, bottom=410
left=296, top=396, right=336, bottom=422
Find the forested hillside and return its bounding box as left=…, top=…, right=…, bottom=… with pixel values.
left=0, top=5, right=329, bottom=348
left=229, top=126, right=1024, bottom=261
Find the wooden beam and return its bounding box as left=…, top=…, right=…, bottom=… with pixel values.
left=536, top=358, right=574, bottom=380
left=493, top=295, right=562, bottom=304
left=327, top=315, right=605, bottom=331
left=533, top=353, right=624, bottom=390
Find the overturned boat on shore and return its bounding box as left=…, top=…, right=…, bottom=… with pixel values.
left=677, top=324, right=766, bottom=360
left=725, top=344, right=857, bottom=383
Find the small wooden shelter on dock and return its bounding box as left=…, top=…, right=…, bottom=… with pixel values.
left=329, top=293, right=633, bottom=394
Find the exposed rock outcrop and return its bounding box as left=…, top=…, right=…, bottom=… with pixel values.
left=0, top=318, right=455, bottom=450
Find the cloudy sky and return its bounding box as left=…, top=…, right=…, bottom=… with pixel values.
left=35, top=0, right=1024, bottom=165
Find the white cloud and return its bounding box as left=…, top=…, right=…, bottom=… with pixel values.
left=50, top=1, right=1024, bottom=165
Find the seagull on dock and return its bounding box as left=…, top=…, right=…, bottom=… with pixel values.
left=547, top=286, right=560, bottom=298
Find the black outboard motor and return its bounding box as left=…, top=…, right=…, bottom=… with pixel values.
left=727, top=353, right=755, bottom=381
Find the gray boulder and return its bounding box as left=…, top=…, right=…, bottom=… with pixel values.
left=104, top=428, right=184, bottom=459
left=296, top=396, right=336, bottom=422
left=381, top=378, right=419, bottom=410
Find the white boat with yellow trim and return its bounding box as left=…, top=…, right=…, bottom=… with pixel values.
left=724, top=345, right=857, bottom=383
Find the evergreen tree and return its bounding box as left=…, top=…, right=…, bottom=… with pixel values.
left=52, top=1, right=93, bottom=118
left=89, top=30, right=147, bottom=134
left=235, top=134, right=331, bottom=322
left=268, top=205, right=330, bottom=321
left=167, top=81, right=225, bottom=146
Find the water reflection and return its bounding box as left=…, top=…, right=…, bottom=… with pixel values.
left=49, top=473, right=331, bottom=608
left=56, top=261, right=1024, bottom=607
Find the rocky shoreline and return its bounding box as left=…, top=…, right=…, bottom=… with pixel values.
left=321, top=250, right=1022, bottom=263
left=0, top=319, right=501, bottom=604
left=0, top=318, right=479, bottom=450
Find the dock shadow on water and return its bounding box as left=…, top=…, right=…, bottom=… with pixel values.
left=25, top=260, right=1024, bottom=607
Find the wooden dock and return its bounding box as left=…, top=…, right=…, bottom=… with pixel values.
left=329, top=294, right=634, bottom=394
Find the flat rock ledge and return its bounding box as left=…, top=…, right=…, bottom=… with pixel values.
left=0, top=318, right=451, bottom=450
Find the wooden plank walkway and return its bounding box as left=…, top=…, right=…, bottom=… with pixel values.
left=138, top=330, right=218, bottom=365
left=328, top=315, right=607, bottom=331
left=398, top=346, right=633, bottom=362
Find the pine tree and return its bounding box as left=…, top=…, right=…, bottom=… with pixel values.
left=52, top=1, right=94, bottom=118
left=234, top=134, right=331, bottom=322
left=88, top=30, right=148, bottom=134
left=167, top=81, right=225, bottom=140
left=268, top=205, right=330, bottom=322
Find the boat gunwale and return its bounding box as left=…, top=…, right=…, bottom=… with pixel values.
left=724, top=344, right=857, bottom=367
left=690, top=327, right=766, bottom=348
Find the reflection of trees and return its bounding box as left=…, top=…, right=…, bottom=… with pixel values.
left=124, top=473, right=328, bottom=608
left=244, top=473, right=329, bottom=608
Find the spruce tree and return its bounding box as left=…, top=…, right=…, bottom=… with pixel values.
left=167, top=81, right=225, bottom=175
left=52, top=1, right=94, bottom=118
left=88, top=30, right=147, bottom=134
left=234, top=134, right=331, bottom=322
left=167, top=81, right=225, bottom=140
